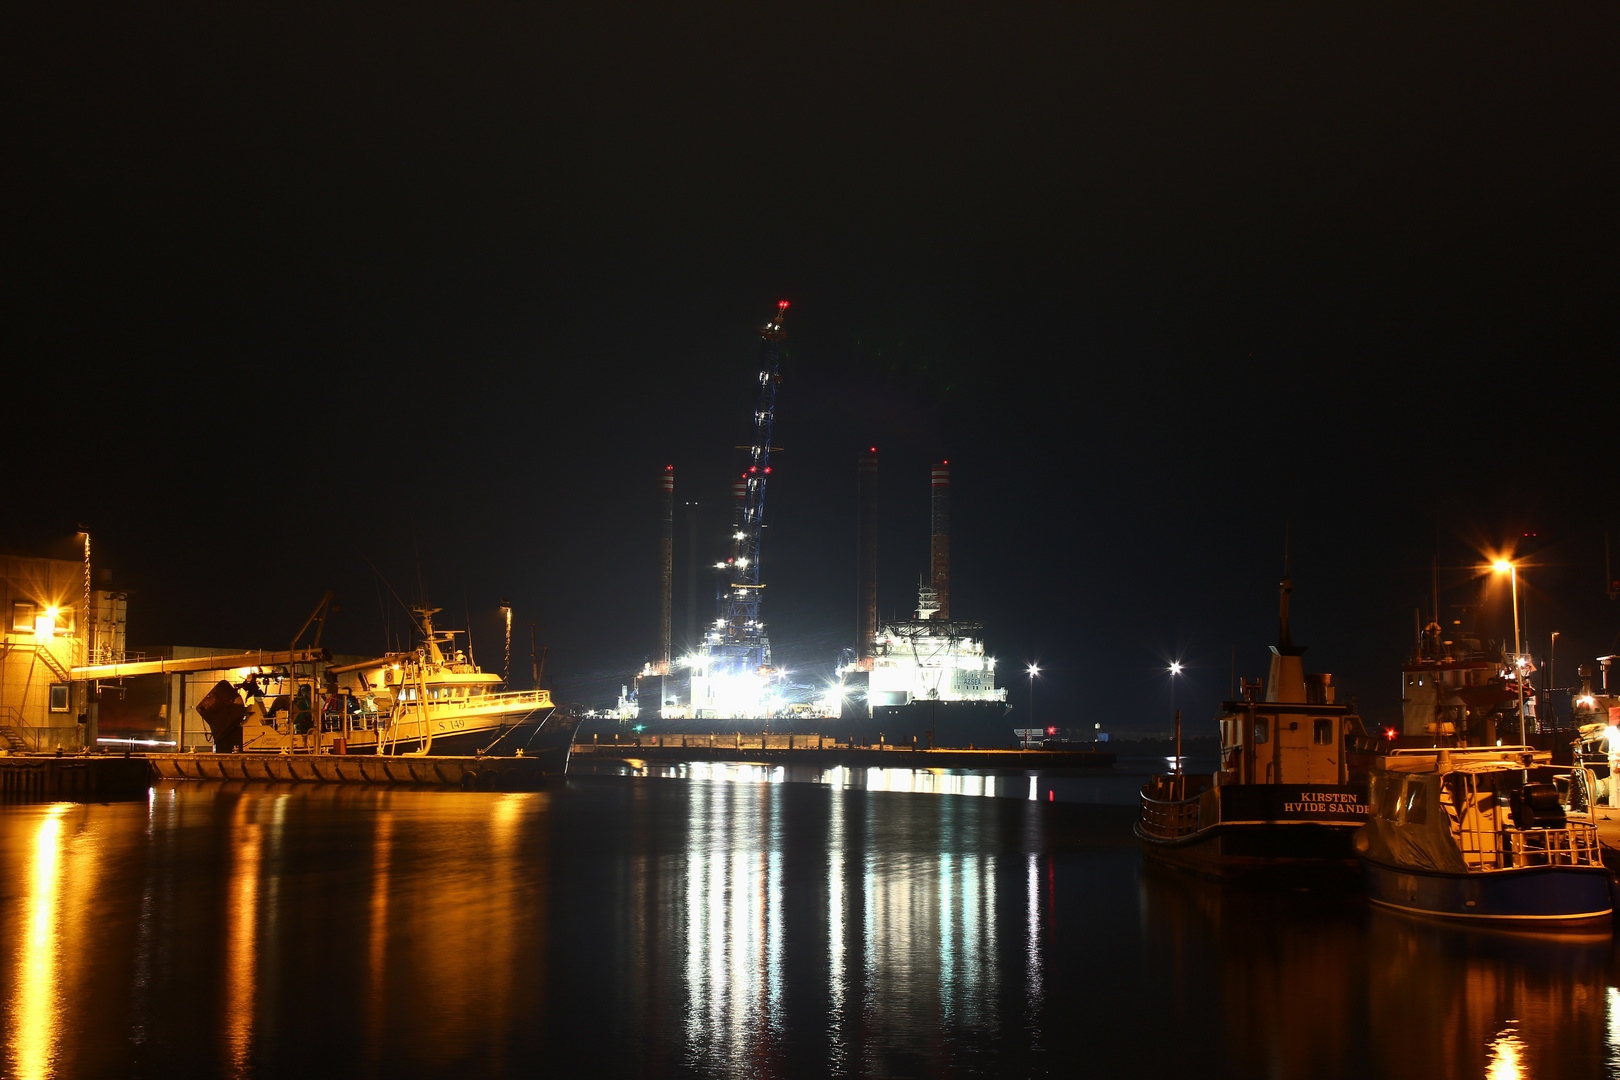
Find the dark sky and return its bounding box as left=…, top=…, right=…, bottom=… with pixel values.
left=7, top=4, right=1616, bottom=731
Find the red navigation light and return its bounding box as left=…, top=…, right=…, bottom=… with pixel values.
left=763, top=466, right=771, bottom=474
left=1046, top=726, right=1056, bottom=736
left=869, top=446, right=876, bottom=453
left=1384, top=727, right=1398, bottom=741
left=749, top=466, right=757, bottom=473
left=778, top=300, right=789, bottom=308
left=943, top=459, right=948, bottom=465
left=664, top=465, right=673, bottom=471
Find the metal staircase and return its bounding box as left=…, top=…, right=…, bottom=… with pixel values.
left=0, top=707, right=31, bottom=754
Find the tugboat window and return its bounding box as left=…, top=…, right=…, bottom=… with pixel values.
left=1404, top=783, right=1427, bottom=825
left=1313, top=718, right=1333, bottom=744
left=1379, top=778, right=1403, bottom=820
left=1254, top=718, right=1269, bottom=744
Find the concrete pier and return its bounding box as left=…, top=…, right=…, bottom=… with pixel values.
left=145, top=752, right=559, bottom=790
left=573, top=736, right=1115, bottom=769
left=0, top=756, right=153, bottom=803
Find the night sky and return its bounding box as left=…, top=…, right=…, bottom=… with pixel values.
left=7, top=4, right=1616, bottom=732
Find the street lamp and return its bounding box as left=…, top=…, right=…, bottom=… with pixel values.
left=1492, top=560, right=1526, bottom=745
left=1026, top=664, right=1039, bottom=734
left=1169, top=662, right=1184, bottom=791
left=1549, top=630, right=1560, bottom=729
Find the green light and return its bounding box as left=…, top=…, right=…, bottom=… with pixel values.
left=633, top=724, right=645, bottom=733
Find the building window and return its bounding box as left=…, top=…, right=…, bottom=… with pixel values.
left=49, top=683, right=70, bottom=713
left=1314, top=718, right=1333, bottom=745
left=12, top=601, right=35, bottom=633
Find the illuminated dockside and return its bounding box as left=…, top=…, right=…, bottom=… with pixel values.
left=838, top=460, right=1011, bottom=748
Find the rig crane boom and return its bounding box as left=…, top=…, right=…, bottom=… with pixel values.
left=723, top=301, right=789, bottom=663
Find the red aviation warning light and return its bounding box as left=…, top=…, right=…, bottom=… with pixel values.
left=1046, top=726, right=1056, bottom=736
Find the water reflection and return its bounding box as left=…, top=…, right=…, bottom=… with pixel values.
left=2, top=778, right=1614, bottom=1079
left=223, top=798, right=263, bottom=1076
left=1137, top=861, right=1616, bottom=1080
left=681, top=779, right=786, bottom=1071
left=13, top=804, right=67, bottom=1080
left=1485, top=1024, right=1525, bottom=1080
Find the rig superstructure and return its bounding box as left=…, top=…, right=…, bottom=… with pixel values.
left=838, top=459, right=1009, bottom=746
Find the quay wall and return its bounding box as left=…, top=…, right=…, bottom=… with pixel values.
left=0, top=756, right=153, bottom=803
left=146, top=752, right=557, bottom=790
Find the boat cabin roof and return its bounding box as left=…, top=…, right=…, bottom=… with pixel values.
left=1375, top=747, right=1549, bottom=775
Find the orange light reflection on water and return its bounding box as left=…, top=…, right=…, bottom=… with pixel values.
left=1485, top=1023, right=1525, bottom=1080
left=12, top=804, right=68, bottom=1080
left=223, top=802, right=262, bottom=1078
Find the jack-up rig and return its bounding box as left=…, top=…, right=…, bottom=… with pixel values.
left=836, top=457, right=1010, bottom=746
left=628, top=302, right=796, bottom=721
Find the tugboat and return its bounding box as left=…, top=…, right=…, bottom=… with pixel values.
left=1135, top=570, right=1376, bottom=879
left=195, top=607, right=580, bottom=773
left=1354, top=746, right=1613, bottom=925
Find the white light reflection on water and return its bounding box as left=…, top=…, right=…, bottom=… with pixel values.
left=1608, top=987, right=1620, bottom=1077
left=628, top=759, right=1024, bottom=801
left=826, top=781, right=848, bottom=1072
left=682, top=778, right=786, bottom=1072
left=1025, top=851, right=1043, bottom=1039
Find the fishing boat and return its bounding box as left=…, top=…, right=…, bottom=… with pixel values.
left=195, top=608, right=580, bottom=772
left=1354, top=746, right=1613, bottom=925
left=1135, top=571, right=1376, bottom=879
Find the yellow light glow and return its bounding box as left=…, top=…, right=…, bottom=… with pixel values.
left=224, top=807, right=261, bottom=1073
left=14, top=805, right=67, bottom=1080
left=1485, top=1025, right=1526, bottom=1080
left=1493, top=560, right=1513, bottom=573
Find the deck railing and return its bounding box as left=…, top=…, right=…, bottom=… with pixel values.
left=1459, top=821, right=1604, bottom=870
left=1138, top=780, right=1204, bottom=839
left=1505, top=823, right=1603, bottom=868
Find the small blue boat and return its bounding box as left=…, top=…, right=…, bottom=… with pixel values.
left=1355, top=747, right=1614, bottom=926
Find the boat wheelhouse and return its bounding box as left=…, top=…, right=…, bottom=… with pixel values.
left=1136, top=572, right=1374, bottom=878
left=1355, top=746, right=1613, bottom=925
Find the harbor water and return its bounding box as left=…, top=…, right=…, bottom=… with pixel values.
left=1, top=759, right=1615, bottom=1079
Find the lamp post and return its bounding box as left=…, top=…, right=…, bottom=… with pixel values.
left=1026, top=664, right=1039, bottom=737
left=1492, top=560, right=1526, bottom=746
left=1169, top=662, right=1184, bottom=794
left=1549, top=630, right=1560, bottom=730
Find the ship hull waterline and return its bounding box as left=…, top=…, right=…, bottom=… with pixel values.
left=1359, top=856, right=1616, bottom=926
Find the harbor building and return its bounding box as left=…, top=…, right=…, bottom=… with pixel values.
left=1, top=547, right=125, bottom=752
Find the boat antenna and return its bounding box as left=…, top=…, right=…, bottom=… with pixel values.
left=1278, top=524, right=1295, bottom=652
left=530, top=623, right=539, bottom=690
